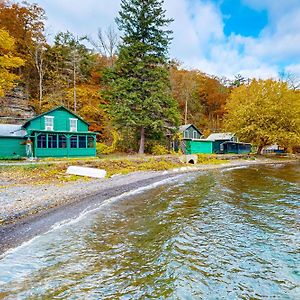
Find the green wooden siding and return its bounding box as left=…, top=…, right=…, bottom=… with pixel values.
left=22, top=106, right=97, bottom=158
left=33, top=133, right=96, bottom=158
left=212, top=141, right=224, bottom=154
left=34, top=147, right=96, bottom=157
left=25, top=107, right=89, bottom=132
left=185, top=140, right=213, bottom=154
left=0, top=137, right=26, bottom=158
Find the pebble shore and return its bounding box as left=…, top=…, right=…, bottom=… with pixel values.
left=0, top=157, right=296, bottom=226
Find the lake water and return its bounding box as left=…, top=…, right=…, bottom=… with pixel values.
left=0, top=163, right=299, bottom=299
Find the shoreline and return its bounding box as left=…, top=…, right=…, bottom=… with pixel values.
left=0, top=157, right=298, bottom=255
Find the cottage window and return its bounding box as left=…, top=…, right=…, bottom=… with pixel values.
left=45, top=116, right=54, bottom=131
left=48, top=134, right=57, bottom=148
left=70, top=136, right=78, bottom=148
left=193, top=131, right=197, bottom=139
left=184, top=131, right=189, bottom=139
left=88, top=136, right=94, bottom=148
left=58, top=135, right=67, bottom=148
left=70, top=118, right=77, bottom=132
left=37, top=134, right=47, bottom=148
left=79, top=136, right=87, bottom=148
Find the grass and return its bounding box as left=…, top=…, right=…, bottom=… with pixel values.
left=5, top=153, right=283, bottom=186
left=0, top=155, right=184, bottom=185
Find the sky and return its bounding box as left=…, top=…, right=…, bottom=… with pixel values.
left=19, top=0, right=300, bottom=79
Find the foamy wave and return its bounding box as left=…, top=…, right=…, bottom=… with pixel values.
left=1, top=174, right=187, bottom=259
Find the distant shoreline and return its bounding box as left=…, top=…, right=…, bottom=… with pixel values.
left=0, top=157, right=298, bottom=256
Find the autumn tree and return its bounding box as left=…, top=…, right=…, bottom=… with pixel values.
left=105, top=0, right=180, bottom=154
left=198, top=75, right=229, bottom=131
left=170, top=66, right=204, bottom=127
left=89, top=26, right=119, bottom=67
left=0, top=0, right=46, bottom=104
left=170, top=64, right=229, bottom=132
left=224, top=79, right=300, bottom=153
left=43, top=32, right=95, bottom=110
left=0, top=29, right=24, bottom=97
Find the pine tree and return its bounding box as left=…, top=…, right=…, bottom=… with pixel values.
left=105, top=0, right=180, bottom=154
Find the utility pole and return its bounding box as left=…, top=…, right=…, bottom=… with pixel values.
left=184, top=99, right=188, bottom=125
left=73, top=49, right=76, bottom=113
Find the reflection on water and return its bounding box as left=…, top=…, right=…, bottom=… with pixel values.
left=0, top=163, right=299, bottom=299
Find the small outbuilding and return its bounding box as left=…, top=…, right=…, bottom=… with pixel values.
left=206, top=133, right=237, bottom=154
left=220, top=141, right=252, bottom=154
left=0, top=124, right=27, bottom=158
left=175, top=128, right=252, bottom=155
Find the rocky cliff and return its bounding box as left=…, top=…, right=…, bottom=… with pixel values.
left=0, top=87, right=35, bottom=124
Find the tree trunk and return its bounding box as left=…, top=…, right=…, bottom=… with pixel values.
left=257, top=144, right=264, bottom=154
left=39, top=72, right=43, bottom=111
left=138, top=127, right=145, bottom=154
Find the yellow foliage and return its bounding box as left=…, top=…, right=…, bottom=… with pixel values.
left=151, top=144, right=169, bottom=155
left=97, top=130, right=121, bottom=155
left=0, top=29, right=24, bottom=96
left=197, top=154, right=228, bottom=164
left=224, top=79, right=300, bottom=152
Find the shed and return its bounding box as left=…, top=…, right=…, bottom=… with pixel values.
left=206, top=132, right=236, bottom=154
left=185, top=139, right=213, bottom=154
left=220, top=141, right=252, bottom=154
left=0, top=124, right=26, bottom=158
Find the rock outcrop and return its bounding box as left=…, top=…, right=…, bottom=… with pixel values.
left=0, top=87, right=35, bottom=124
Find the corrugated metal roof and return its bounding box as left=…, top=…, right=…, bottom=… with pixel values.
left=206, top=133, right=235, bottom=141
left=0, top=124, right=26, bottom=137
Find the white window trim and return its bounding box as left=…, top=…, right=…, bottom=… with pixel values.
left=69, top=118, right=78, bottom=132
left=184, top=131, right=189, bottom=139
left=193, top=130, right=197, bottom=139
left=44, top=116, right=54, bottom=131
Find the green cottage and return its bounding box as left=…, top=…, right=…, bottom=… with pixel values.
left=0, top=106, right=97, bottom=158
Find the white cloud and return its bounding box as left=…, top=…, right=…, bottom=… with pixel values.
left=16, top=0, right=300, bottom=79
left=285, top=63, right=300, bottom=75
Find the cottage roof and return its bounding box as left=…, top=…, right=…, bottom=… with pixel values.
left=178, top=124, right=192, bottom=132
left=23, top=106, right=89, bottom=128
left=179, top=124, right=202, bottom=135
left=206, top=133, right=235, bottom=141
left=0, top=124, right=26, bottom=137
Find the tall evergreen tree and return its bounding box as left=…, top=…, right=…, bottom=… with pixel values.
left=105, top=0, right=180, bottom=153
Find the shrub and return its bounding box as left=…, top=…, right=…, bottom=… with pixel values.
left=151, top=144, right=169, bottom=155
left=96, top=130, right=120, bottom=155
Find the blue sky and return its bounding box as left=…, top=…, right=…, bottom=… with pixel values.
left=20, top=0, right=300, bottom=79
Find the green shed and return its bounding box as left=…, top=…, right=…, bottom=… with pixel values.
left=0, top=124, right=26, bottom=158
left=185, top=140, right=213, bottom=154
left=0, top=106, right=97, bottom=159
left=182, top=132, right=252, bottom=155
